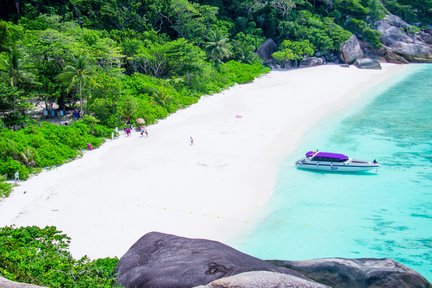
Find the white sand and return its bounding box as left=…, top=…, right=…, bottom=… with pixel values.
left=0, top=64, right=409, bottom=259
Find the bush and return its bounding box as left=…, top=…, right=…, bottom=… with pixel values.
left=0, top=174, right=13, bottom=198
left=0, top=226, right=119, bottom=287
left=0, top=122, right=111, bottom=183
left=0, top=158, right=30, bottom=180
left=345, top=18, right=382, bottom=48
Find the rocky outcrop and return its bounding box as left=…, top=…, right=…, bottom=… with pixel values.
left=339, top=35, right=364, bottom=64
left=376, top=15, right=432, bottom=63
left=116, top=232, right=302, bottom=288
left=195, top=271, right=329, bottom=288
left=0, top=276, right=47, bottom=288
left=256, top=39, right=277, bottom=63
left=270, top=258, right=432, bottom=288
left=353, top=58, right=382, bottom=69
left=117, top=232, right=432, bottom=288
left=300, top=57, right=325, bottom=68
left=419, top=31, right=432, bottom=45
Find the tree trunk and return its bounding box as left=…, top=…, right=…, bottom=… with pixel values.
left=79, top=80, right=83, bottom=113
left=15, top=0, right=20, bottom=18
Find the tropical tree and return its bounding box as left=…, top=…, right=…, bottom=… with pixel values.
left=56, top=55, right=96, bottom=113
left=0, top=46, right=34, bottom=89
left=272, top=39, right=315, bottom=66
left=270, top=0, right=299, bottom=19
left=203, top=31, right=232, bottom=69
left=232, top=32, right=262, bottom=63
left=0, top=45, right=35, bottom=127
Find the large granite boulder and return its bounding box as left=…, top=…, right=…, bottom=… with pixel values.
left=116, top=232, right=431, bottom=288
left=0, top=276, right=47, bottom=288
left=376, top=15, right=432, bottom=62
left=195, top=271, right=329, bottom=288
left=353, top=58, right=382, bottom=69
left=339, top=35, right=364, bottom=64
left=116, top=232, right=301, bottom=288
left=270, top=258, right=432, bottom=288
left=300, top=57, right=325, bottom=68
left=256, top=39, right=277, bottom=63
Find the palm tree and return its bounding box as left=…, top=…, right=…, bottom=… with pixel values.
left=203, top=31, right=232, bottom=69
left=0, top=46, right=34, bottom=88
left=0, top=46, right=35, bottom=126
left=56, top=55, right=96, bottom=113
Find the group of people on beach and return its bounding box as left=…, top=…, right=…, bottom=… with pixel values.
left=124, top=125, right=148, bottom=137
left=123, top=121, right=196, bottom=146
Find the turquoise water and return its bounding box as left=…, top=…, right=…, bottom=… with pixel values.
left=237, top=64, right=432, bottom=281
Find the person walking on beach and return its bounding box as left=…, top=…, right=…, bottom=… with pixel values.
left=140, top=126, right=148, bottom=137
left=14, top=171, right=19, bottom=184
left=190, top=136, right=194, bottom=146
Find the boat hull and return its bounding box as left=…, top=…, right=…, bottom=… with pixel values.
left=295, top=160, right=379, bottom=172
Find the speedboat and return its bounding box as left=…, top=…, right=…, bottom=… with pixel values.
left=295, top=151, right=379, bottom=172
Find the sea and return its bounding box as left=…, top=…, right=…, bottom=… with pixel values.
left=235, top=64, right=432, bottom=281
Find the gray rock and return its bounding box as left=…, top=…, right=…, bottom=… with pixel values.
left=382, top=14, right=411, bottom=29
left=299, top=57, right=325, bottom=68
left=382, top=49, right=410, bottom=64
left=195, top=271, right=330, bottom=288
left=270, top=258, right=432, bottom=288
left=325, top=53, right=339, bottom=63
left=283, top=60, right=295, bottom=69
left=376, top=15, right=432, bottom=62
left=419, top=31, right=432, bottom=45
left=0, top=276, right=47, bottom=288
left=353, top=58, right=382, bottom=69
left=339, top=35, right=364, bottom=64
left=116, top=232, right=302, bottom=288
left=256, top=39, right=277, bottom=61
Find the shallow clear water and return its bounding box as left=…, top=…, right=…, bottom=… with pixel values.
left=237, top=64, right=432, bottom=281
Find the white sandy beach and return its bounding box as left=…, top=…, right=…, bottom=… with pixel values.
left=0, top=64, right=409, bottom=259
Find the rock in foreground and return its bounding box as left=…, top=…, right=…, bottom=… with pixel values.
left=339, top=35, right=364, bottom=64
left=354, top=58, right=382, bottom=69
left=195, top=271, right=329, bottom=288
left=116, top=232, right=300, bottom=288
left=116, top=232, right=432, bottom=288
left=0, top=276, right=47, bottom=288
left=270, top=258, right=432, bottom=288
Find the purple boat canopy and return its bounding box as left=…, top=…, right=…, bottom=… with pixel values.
left=305, top=151, right=316, bottom=157
left=305, top=151, right=349, bottom=161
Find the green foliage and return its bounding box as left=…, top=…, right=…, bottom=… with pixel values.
left=0, top=174, right=13, bottom=198
left=219, top=60, right=270, bottom=84
left=232, top=32, right=263, bottom=64
left=0, top=226, right=118, bottom=287
left=0, top=121, right=111, bottom=182
left=204, top=30, right=233, bottom=67
left=334, top=0, right=369, bottom=18
left=345, top=18, right=382, bottom=48
left=0, top=158, right=29, bottom=180
left=272, top=39, right=315, bottom=65
left=383, top=0, right=432, bottom=26
left=169, top=1, right=220, bottom=44
left=279, top=11, right=351, bottom=53
left=56, top=55, right=97, bottom=112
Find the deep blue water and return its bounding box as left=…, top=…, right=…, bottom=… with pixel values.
left=236, top=64, right=432, bottom=281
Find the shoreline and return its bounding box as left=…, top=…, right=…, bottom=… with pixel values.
left=0, top=64, right=411, bottom=259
